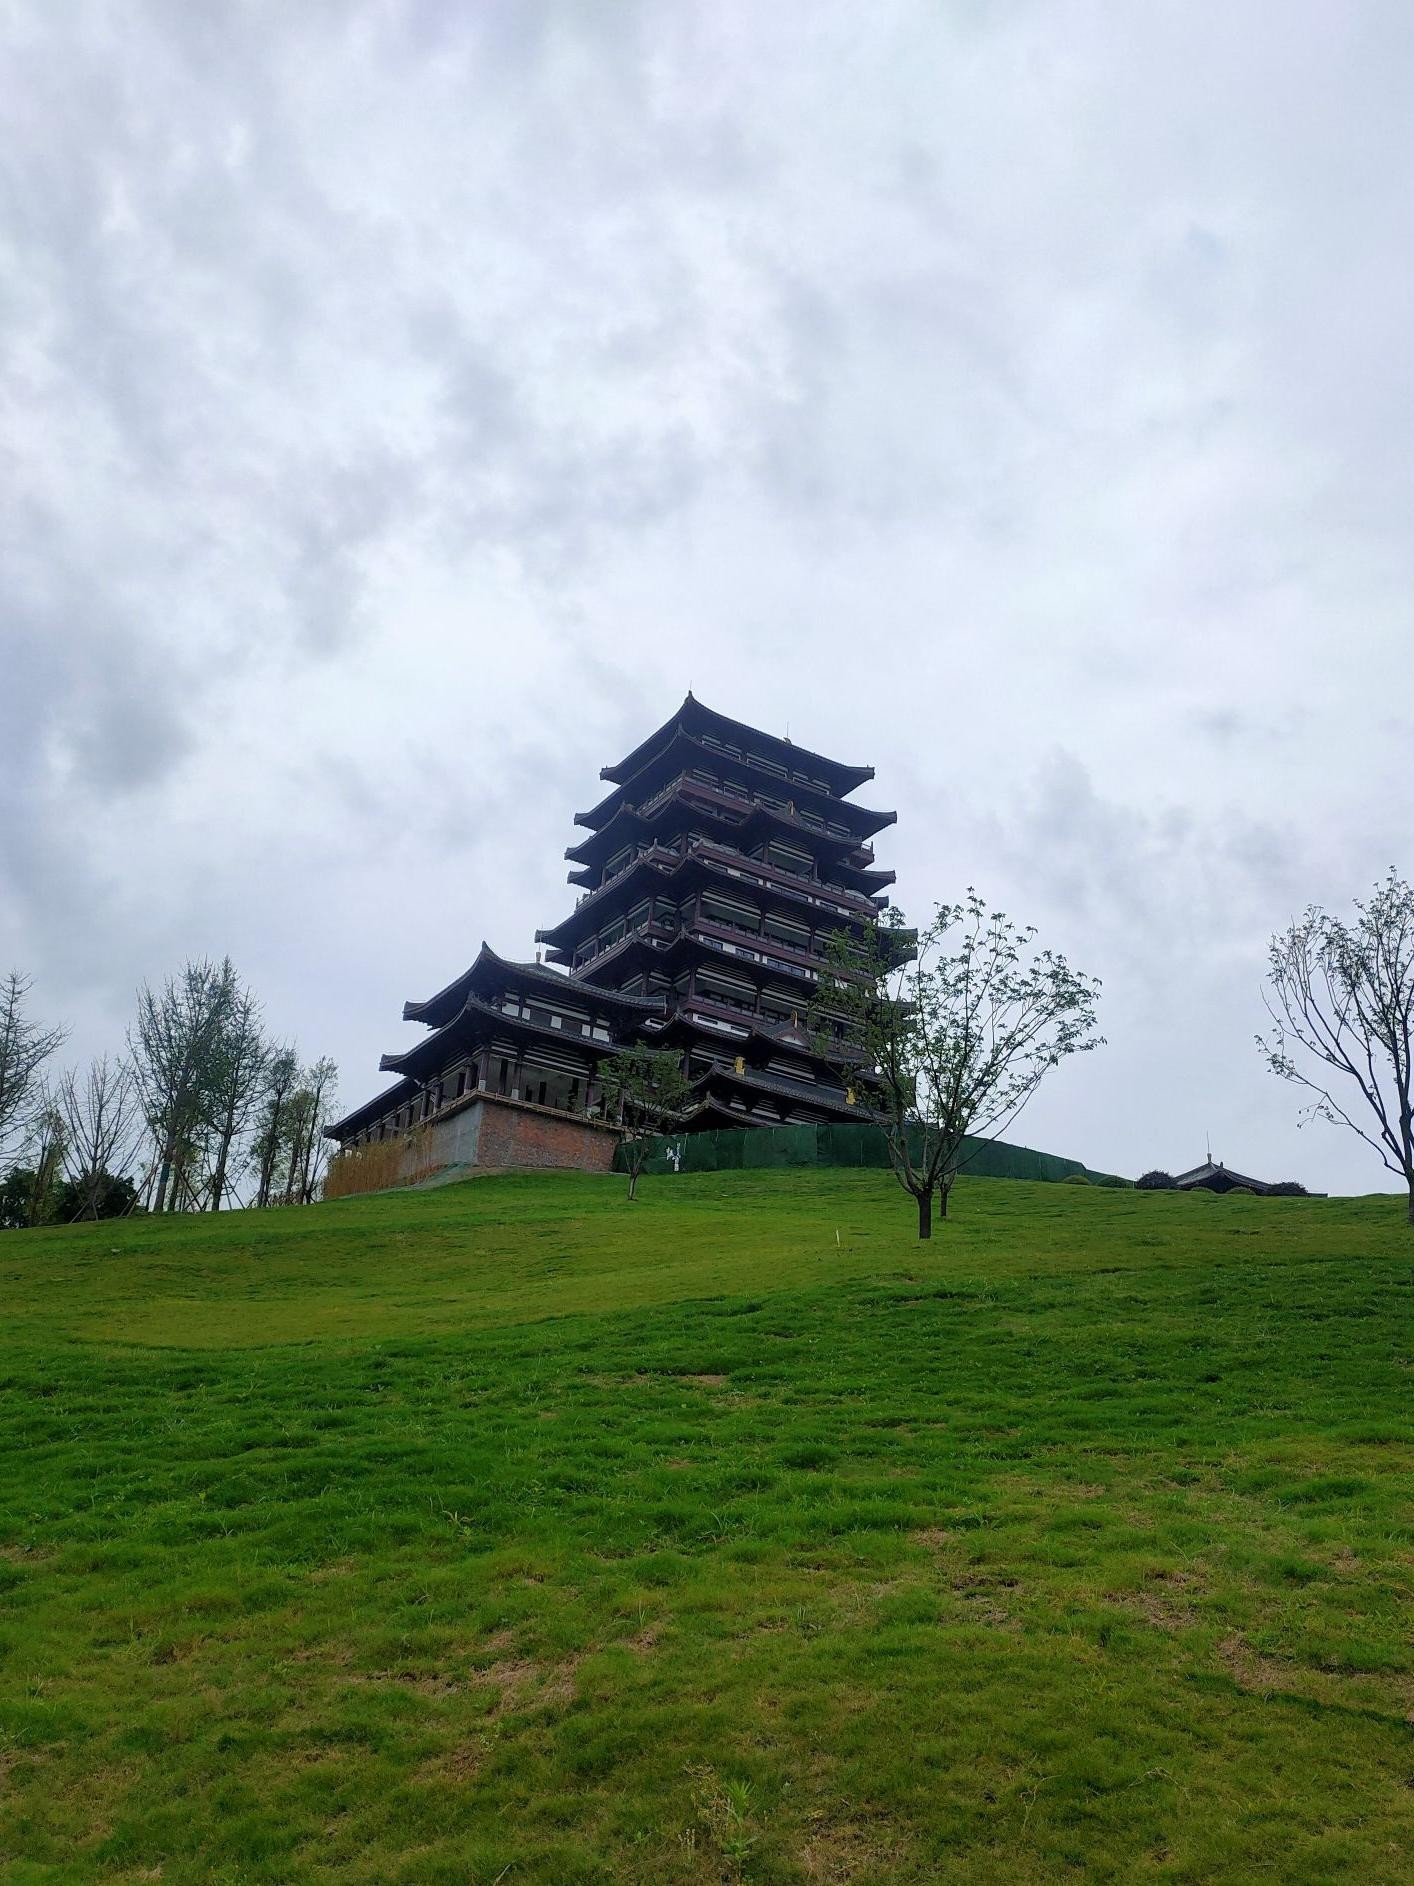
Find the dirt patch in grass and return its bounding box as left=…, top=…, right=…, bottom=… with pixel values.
left=474, top=1651, right=583, bottom=1714
left=912, top=1525, right=953, bottom=1552
left=799, top=1818, right=906, bottom=1881
left=417, top=1738, right=487, bottom=1786
left=1108, top=1586, right=1196, bottom=1631
left=306, top=1557, right=356, bottom=1584
left=1218, top=1631, right=1302, bottom=1698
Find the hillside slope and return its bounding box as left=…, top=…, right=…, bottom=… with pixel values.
left=1, top=1171, right=1410, bottom=1884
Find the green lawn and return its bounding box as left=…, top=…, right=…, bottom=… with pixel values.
left=0, top=1169, right=1410, bottom=1884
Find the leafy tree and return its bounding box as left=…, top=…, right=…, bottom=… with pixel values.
left=1136, top=1170, right=1176, bottom=1190
left=0, top=972, right=67, bottom=1164
left=24, top=1097, right=67, bottom=1227
left=1266, top=1180, right=1309, bottom=1197
left=599, top=1046, right=692, bottom=1201
left=1259, top=868, right=1414, bottom=1226
left=52, top=1171, right=140, bottom=1221
left=0, top=1167, right=42, bottom=1230
left=817, top=895, right=1103, bottom=1238
left=2, top=1159, right=139, bottom=1228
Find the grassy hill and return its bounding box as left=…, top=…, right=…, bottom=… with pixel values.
left=1, top=1170, right=1410, bottom=1884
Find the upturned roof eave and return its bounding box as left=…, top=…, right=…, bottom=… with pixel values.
left=574, top=729, right=894, bottom=835
left=325, top=1073, right=420, bottom=1140
left=379, top=993, right=642, bottom=1079
left=535, top=847, right=882, bottom=953
left=598, top=694, right=875, bottom=795
left=661, top=1010, right=866, bottom=1074
left=404, top=941, right=669, bottom=1026
left=1173, top=1159, right=1273, bottom=1192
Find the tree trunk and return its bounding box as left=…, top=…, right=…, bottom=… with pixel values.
left=627, top=1163, right=640, bottom=1202
left=210, top=1093, right=238, bottom=1211
left=154, top=1149, right=172, bottom=1215
left=1407, top=1180, right=1414, bottom=1228
left=938, top=1184, right=950, bottom=1220
left=916, top=1188, right=932, bottom=1239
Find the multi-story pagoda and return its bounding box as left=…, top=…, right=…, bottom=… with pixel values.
left=327, top=696, right=908, bottom=1167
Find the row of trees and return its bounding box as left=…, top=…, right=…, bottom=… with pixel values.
left=9, top=870, right=1412, bottom=1234
left=0, top=963, right=337, bottom=1227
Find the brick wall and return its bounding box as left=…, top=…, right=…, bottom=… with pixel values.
left=465, top=1095, right=619, bottom=1173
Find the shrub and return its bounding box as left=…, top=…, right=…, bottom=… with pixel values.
left=1061, top=1172, right=1092, bottom=1185
left=1228, top=1185, right=1256, bottom=1195
left=1267, top=1180, right=1308, bottom=1197
left=1092, top=1173, right=1132, bottom=1189
left=323, top=1124, right=439, bottom=1199
left=1136, top=1170, right=1176, bottom=1190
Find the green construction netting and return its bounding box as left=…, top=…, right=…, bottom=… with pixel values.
left=614, top=1121, right=1128, bottom=1185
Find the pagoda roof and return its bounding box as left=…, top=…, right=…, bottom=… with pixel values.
left=404, top=942, right=668, bottom=1029
left=380, top=992, right=636, bottom=1081
left=575, top=731, right=896, bottom=839
left=566, top=779, right=879, bottom=865
left=659, top=1006, right=865, bottom=1078
left=325, top=1074, right=419, bottom=1141
left=558, top=911, right=910, bottom=990
left=601, top=694, right=874, bottom=798
left=1173, top=1159, right=1274, bottom=1194
left=679, top=1095, right=758, bottom=1130
left=536, top=844, right=882, bottom=954
left=686, top=1061, right=858, bottom=1118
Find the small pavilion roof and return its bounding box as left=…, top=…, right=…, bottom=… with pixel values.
left=1173, top=1159, right=1273, bottom=1194
left=600, top=694, right=874, bottom=797
left=404, top=942, right=668, bottom=1029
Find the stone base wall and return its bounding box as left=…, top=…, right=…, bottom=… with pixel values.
left=425, top=1093, right=619, bottom=1176
left=463, top=1094, right=620, bottom=1173
left=325, top=1094, right=621, bottom=1197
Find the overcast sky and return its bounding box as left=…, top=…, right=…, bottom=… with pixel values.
left=5, top=2, right=1413, bottom=1194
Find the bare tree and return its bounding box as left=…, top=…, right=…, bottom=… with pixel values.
left=0, top=972, right=67, bottom=1164
left=202, top=984, right=269, bottom=1209
left=599, top=1046, right=692, bottom=1201
left=286, top=1057, right=338, bottom=1204
left=251, top=1047, right=300, bottom=1207
left=817, top=895, right=1103, bottom=1238
left=57, top=1056, right=143, bottom=1220
left=129, top=959, right=238, bottom=1213
left=1259, top=868, right=1414, bottom=1225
